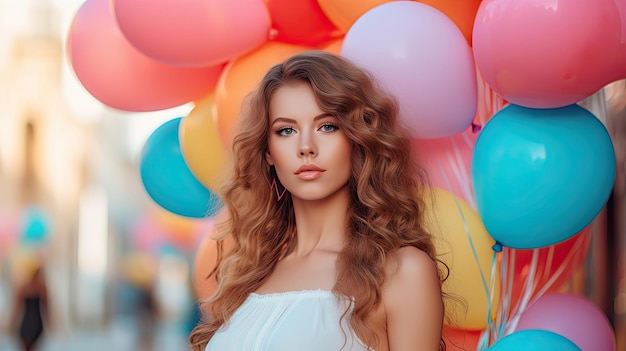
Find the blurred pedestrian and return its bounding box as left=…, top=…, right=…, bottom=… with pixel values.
left=11, top=264, right=49, bottom=351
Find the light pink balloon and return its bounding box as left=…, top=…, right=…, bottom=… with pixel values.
left=67, top=0, right=225, bottom=112
left=473, top=0, right=622, bottom=109
left=516, top=292, right=615, bottom=351
left=112, top=0, right=271, bottom=67
left=341, top=1, right=477, bottom=139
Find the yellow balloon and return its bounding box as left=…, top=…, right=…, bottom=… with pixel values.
left=424, top=187, right=500, bottom=330
left=179, top=94, right=229, bottom=192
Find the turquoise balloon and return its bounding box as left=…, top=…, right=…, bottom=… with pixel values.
left=21, top=206, right=50, bottom=244
left=487, top=329, right=581, bottom=351
left=472, top=104, right=615, bottom=249
left=140, top=118, right=222, bottom=218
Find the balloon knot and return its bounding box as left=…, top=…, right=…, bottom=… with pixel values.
left=471, top=122, right=482, bottom=133
left=492, top=242, right=503, bottom=252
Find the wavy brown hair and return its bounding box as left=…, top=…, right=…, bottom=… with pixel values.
left=190, top=50, right=448, bottom=351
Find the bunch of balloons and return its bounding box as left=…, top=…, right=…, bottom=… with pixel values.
left=65, top=1, right=622, bottom=350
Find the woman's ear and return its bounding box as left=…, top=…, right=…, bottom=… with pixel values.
left=265, top=151, right=274, bottom=166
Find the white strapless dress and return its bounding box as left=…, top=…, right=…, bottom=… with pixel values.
left=205, top=289, right=369, bottom=351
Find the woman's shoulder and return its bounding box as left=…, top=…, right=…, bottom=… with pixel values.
left=387, top=246, right=438, bottom=278
left=383, top=246, right=441, bottom=306
left=381, top=246, right=444, bottom=350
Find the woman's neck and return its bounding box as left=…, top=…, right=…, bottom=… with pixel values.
left=290, top=186, right=350, bottom=257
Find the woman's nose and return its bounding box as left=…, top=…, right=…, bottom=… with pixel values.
left=298, top=135, right=317, bottom=157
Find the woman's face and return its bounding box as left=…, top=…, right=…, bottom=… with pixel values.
left=266, top=81, right=352, bottom=202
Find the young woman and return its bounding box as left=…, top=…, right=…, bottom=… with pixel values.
left=190, top=51, right=446, bottom=351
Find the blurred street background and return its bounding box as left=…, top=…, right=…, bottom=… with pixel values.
left=0, top=1, right=625, bottom=351
left=0, top=1, right=201, bottom=350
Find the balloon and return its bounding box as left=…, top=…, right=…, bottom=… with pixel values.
left=130, top=213, right=167, bottom=253
left=0, top=207, right=20, bottom=253
left=341, top=1, right=477, bottom=139
left=616, top=0, right=626, bottom=77
left=424, top=188, right=500, bottom=330
left=180, top=95, right=229, bottom=192
left=414, top=126, right=479, bottom=207
left=121, top=251, right=157, bottom=288
left=516, top=293, right=615, bottom=351
left=472, top=104, right=615, bottom=249
left=214, top=42, right=310, bottom=148
left=140, top=118, right=223, bottom=218
left=112, top=0, right=271, bottom=66
left=487, top=329, right=581, bottom=351
left=473, top=0, right=622, bottom=108
left=193, top=228, right=232, bottom=301
left=266, top=0, right=340, bottom=46
left=67, top=0, right=224, bottom=112
left=416, top=0, right=481, bottom=45
left=320, top=37, right=344, bottom=55
left=20, top=206, right=50, bottom=245
left=443, top=327, right=482, bottom=351
left=317, top=0, right=391, bottom=33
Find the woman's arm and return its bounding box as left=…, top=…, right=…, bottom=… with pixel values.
left=383, top=246, right=444, bottom=351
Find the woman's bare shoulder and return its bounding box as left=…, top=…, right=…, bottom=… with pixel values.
left=382, top=246, right=443, bottom=350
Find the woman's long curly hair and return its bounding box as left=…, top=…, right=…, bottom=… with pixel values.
left=190, top=50, right=448, bottom=351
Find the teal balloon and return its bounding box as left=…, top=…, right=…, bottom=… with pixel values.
left=21, top=206, right=50, bottom=244
left=487, top=329, right=580, bottom=351
left=472, top=104, right=615, bottom=249
left=140, top=118, right=222, bottom=218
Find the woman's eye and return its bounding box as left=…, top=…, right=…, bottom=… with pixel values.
left=277, top=127, right=295, bottom=136
left=319, top=124, right=338, bottom=133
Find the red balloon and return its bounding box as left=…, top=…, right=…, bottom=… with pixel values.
left=67, top=0, right=224, bottom=112
left=266, top=0, right=340, bottom=46
left=506, top=224, right=592, bottom=311
left=414, top=126, right=479, bottom=207
left=443, top=327, right=482, bottom=351
left=112, top=0, right=271, bottom=67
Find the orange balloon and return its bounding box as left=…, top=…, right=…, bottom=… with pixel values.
left=317, top=0, right=392, bottom=33
left=214, top=41, right=310, bottom=149
left=193, top=224, right=232, bottom=301
left=320, top=37, right=344, bottom=55
left=416, top=0, right=482, bottom=45
left=443, top=327, right=482, bottom=351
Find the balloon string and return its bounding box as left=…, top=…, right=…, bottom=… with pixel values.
left=534, top=222, right=593, bottom=298
left=435, top=155, right=494, bottom=349
left=493, top=248, right=512, bottom=343
left=505, top=248, right=540, bottom=335
left=435, top=156, right=491, bottom=299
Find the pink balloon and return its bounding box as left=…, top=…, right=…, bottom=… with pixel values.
left=616, top=0, right=626, bottom=77
left=112, top=0, right=271, bottom=67
left=341, top=1, right=477, bottom=139
left=414, top=126, right=479, bottom=206
left=516, top=292, right=615, bottom=351
left=473, top=0, right=622, bottom=109
left=67, top=0, right=225, bottom=112
left=0, top=207, right=19, bottom=253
